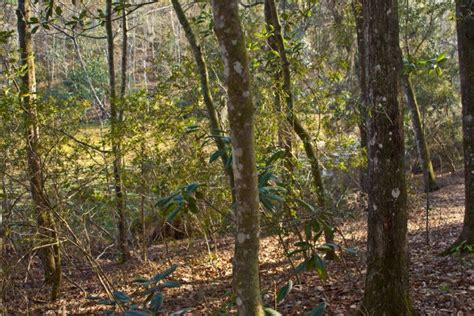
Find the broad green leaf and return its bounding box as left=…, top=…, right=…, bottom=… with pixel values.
left=153, top=264, right=178, bottom=282
left=277, top=280, right=293, bottom=302
left=112, top=291, right=130, bottom=303
left=150, top=292, right=164, bottom=313
left=209, top=149, right=225, bottom=163
left=160, top=280, right=180, bottom=289
left=306, top=302, right=326, bottom=316
left=166, top=205, right=182, bottom=223
left=133, top=277, right=150, bottom=284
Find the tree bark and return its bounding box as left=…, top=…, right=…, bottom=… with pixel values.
left=211, top=1, right=264, bottom=315
left=452, top=0, right=474, bottom=248
left=360, top=0, right=415, bottom=314
left=353, top=0, right=369, bottom=193
left=401, top=73, right=439, bottom=192
left=170, top=0, right=235, bottom=203
left=106, top=0, right=129, bottom=262
left=17, top=0, right=61, bottom=300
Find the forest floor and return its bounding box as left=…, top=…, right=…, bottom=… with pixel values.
left=5, top=171, right=474, bottom=315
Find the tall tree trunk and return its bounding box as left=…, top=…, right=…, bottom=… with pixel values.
left=451, top=0, right=474, bottom=248
left=17, top=0, right=61, bottom=300
left=263, top=0, right=334, bottom=251
left=360, top=0, right=415, bottom=314
left=211, top=1, right=264, bottom=315
left=401, top=73, right=439, bottom=192
left=106, top=0, right=129, bottom=262
left=170, top=0, right=235, bottom=203
left=353, top=0, right=369, bottom=193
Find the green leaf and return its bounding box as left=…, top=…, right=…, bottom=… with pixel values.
left=185, top=182, right=200, bottom=196
left=153, top=264, right=178, bottom=282
left=296, top=198, right=317, bottom=213
left=187, top=196, right=199, bottom=213
left=166, top=205, right=182, bottom=223
left=133, top=277, right=150, bottom=284
left=150, top=292, right=164, bottom=312
left=435, top=52, right=447, bottom=63
left=304, top=223, right=312, bottom=240
left=294, top=241, right=310, bottom=249
left=314, top=255, right=328, bottom=280
left=113, top=291, right=130, bottom=303
left=306, top=302, right=326, bottom=316
left=97, top=299, right=115, bottom=306
left=295, top=261, right=307, bottom=274
left=209, top=149, right=225, bottom=163
left=264, top=307, right=282, bottom=316
left=277, top=280, right=293, bottom=302
left=265, top=150, right=286, bottom=165
left=160, top=280, right=181, bottom=289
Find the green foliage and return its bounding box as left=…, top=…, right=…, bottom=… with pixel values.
left=90, top=265, right=186, bottom=315
left=156, top=182, right=203, bottom=223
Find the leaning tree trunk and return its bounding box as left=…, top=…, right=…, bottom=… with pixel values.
left=263, top=0, right=327, bottom=207
left=211, top=1, right=264, bottom=315
left=105, top=0, right=129, bottom=262
left=170, top=0, right=235, bottom=203
left=360, top=0, right=415, bottom=314
left=451, top=0, right=474, bottom=249
left=17, top=0, right=61, bottom=300
left=263, top=0, right=334, bottom=251
left=401, top=73, right=438, bottom=192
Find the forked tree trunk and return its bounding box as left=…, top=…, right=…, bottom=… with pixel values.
left=17, top=0, right=61, bottom=300
left=360, top=0, right=415, bottom=314
left=170, top=0, right=236, bottom=203
left=401, top=73, right=438, bottom=192
left=105, top=0, right=129, bottom=262
left=451, top=0, right=474, bottom=249
left=211, top=1, right=264, bottom=315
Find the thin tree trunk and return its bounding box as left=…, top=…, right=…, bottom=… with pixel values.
left=106, top=0, right=129, bottom=262
left=401, top=73, right=438, bottom=192
left=211, top=1, right=264, bottom=315
left=17, top=0, right=61, bottom=300
left=450, top=0, right=474, bottom=249
left=360, top=0, right=415, bottom=314
left=353, top=0, right=369, bottom=193
left=264, top=0, right=334, bottom=252
left=170, top=0, right=235, bottom=203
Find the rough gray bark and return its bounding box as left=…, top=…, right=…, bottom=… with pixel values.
left=106, top=0, right=129, bottom=262
left=401, top=73, right=438, bottom=192
left=211, top=1, right=264, bottom=315
left=170, top=0, right=235, bottom=203
left=17, top=0, right=61, bottom=300
left=360, top=0, right=415, bottom=314
left=452, top=0, right=474, bottom=248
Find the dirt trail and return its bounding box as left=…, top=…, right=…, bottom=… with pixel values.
left=5, top=172, right=473, bottom=315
